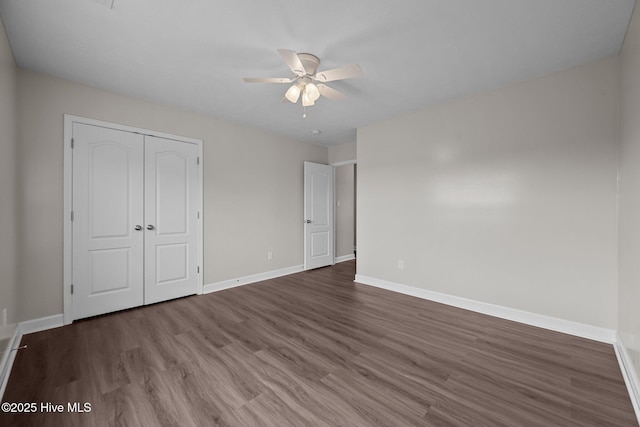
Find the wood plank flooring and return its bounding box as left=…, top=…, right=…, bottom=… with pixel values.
left=1, top=260, right=637, bottom=426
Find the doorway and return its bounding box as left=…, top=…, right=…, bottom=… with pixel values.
left=334, top=161, right=357, bottom=262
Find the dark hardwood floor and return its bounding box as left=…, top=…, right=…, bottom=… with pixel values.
left=1, top=260, right=637, bottom=426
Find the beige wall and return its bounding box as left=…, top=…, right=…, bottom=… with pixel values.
left=618, top=3, right=640, bottom=386
left=0, top=18, right=18, bottom=331
left=328, top=141, right=356, bottom=164
left=357, top=56, right=620, bottom=328
left=16, top=70, right=327, bottom=321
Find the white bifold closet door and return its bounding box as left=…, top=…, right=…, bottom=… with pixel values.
left=72, top=123, right=199, bottom=320
left=143, top=135, right=199, bottom=305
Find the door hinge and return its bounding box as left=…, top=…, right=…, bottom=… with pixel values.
left=71, top=210, right=74, bottom=221
left=197, top=266, right=200, bottom=274
left=71, top=138, right=74, bottom=149
left=71, top=284, right=74, bottom=294
left=197, top=211, right=200, bottom=219
left=197, top=157, right=200, bottom=165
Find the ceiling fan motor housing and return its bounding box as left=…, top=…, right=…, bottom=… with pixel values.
left=297, top=53, right=320, bottom=75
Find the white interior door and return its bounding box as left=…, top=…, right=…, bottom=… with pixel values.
left=304, top=161, right=334, bottom=270
left=72, top=123, right=145, bottom=319
left=144, top=136, right=199, bottom=304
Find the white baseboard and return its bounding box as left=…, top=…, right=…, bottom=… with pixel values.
left=614, top=334, right=640, bottom=423
left=0, top=313, right=64, bottom=400
left=19, top=314, right=64, bottom=335
left=335, top=254, right=356, bottom=263
left=204, top=265, right=304, bottom=294
left=354, top=274, right=616, bottom=344
left=0, top=326, right=21, bottom=401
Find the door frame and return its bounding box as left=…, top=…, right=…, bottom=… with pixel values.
left=63, top=115, right=204, bottom=325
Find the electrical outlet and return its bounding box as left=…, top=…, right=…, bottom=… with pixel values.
left=398, top=260, right=404, bottom=270
left=267, top=251, right=273, bottom=261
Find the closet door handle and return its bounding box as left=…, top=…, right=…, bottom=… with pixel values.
left=146, top=224, right=155, bottom=230
left=134, top=225, right=142, bottom=231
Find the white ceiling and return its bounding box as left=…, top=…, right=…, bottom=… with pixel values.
left=0, top=0, right=635, bottom=146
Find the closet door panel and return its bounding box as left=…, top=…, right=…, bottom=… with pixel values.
left=72, top=123, right=145, bottom=320
left=144, top=136, right=199, bottom=304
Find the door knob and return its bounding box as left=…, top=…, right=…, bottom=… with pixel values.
left=134, top=225, right=142, bottom=231
left=146, top=224, right=155, bottom=230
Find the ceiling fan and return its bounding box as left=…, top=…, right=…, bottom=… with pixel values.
left=243, top=49, right=363, bottom=114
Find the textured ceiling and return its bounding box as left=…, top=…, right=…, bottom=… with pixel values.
left=0, top=0, right=635, bottom=146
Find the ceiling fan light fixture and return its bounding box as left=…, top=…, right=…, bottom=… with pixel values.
left=302, top=91, right=315, bottom=107
left=285, top=84, right=301, bottom=103
left=305, top=83, right=320, bottom=101
left=243, top=49, right=363, bottom=111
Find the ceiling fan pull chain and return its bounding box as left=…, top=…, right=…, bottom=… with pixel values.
left=303, top=105, right=307, bottom=119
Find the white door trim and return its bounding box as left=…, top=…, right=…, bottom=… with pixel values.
left=63, top=115, right=204, bottom=325
left=329, top=159, right=356, bottom=167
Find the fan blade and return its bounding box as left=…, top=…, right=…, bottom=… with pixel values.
left=277, top=49, right=306, bottom=75
left=243, top=77, right=293, bottom=83
left=314, top=64, right=363, bottom=82
left=317, top=84, right=346, bottom=100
